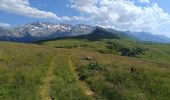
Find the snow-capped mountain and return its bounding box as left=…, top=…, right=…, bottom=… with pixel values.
left=1, top=22, right=170, bottom=43
left=0, top=22, right=95, bottom=42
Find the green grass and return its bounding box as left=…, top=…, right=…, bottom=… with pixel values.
left=0, top=42, right=92, bottom=100
left=71, top=50, right=170, bottom=100
left=0, top=42, right=56, bottom=100
left=39, top=38, right=170, bottom=99
left=1, top=36, right=170, bottom=100
left=49, top=51, right=93, bottom=100
left=39, top=38, right=170, bottom=63
left=39, top=39, right=108, bottom=52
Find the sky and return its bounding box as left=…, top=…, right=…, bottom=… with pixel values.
left=0, top=0, right=170, bottom=37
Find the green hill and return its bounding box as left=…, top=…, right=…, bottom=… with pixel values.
left=1, top=29, right=170, bottom=100
left=39, top=30, right=170, bottom=63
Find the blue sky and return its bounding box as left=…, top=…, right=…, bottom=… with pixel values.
left=0, top=0, right=170, bottom=37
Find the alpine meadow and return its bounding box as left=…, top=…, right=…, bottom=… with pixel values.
left=0, top=0, right=170, bottom=100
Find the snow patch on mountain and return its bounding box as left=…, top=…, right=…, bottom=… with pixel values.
left=0, top=22, right=95, bottom=42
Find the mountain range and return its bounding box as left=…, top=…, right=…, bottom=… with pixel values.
left=0, top=22, right=94, bottom=42
left=0, top=22, right=170, bottom=43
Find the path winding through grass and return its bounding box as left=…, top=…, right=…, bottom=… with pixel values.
left=39, top=54, right=94, bottom=100
left=39, top=57, right=56, bottom=100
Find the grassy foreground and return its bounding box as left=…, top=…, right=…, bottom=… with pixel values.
left=0, top=42, right=92, bottom=100
left=0, top=40, right=170, bottom=100
left=71, top=50, right=170, bottom=100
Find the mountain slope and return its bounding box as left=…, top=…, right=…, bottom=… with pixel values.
left=71, top=27, right=120, bottom=41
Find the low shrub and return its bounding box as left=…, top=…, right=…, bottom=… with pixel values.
left=79, top=62, right=104, bottom=81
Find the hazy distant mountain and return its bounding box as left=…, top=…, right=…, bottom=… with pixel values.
left=124, top=31, right=170, bottom=43
left=0, top=22, right=95, bottom=42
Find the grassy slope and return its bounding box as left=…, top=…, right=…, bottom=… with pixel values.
left=0, top=42, right=55, bottom=100
left=39, top=38, right=170, bottom=99
left=39, top=38, right=170, bottom=63
left=71, top=50, right=170, bottom=100
left=0, top=42, right=92, bottom=100
left=1, top=36, right=170, bottom=100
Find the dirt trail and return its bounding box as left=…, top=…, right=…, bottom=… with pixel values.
left=68, top=55, right=94, bottom=96
left=39, top=58, right=55, bottom=100
left=39, top=55, right=93, bottom=100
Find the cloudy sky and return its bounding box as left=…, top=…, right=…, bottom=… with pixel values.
left=0, top=0, right=170, bottom=37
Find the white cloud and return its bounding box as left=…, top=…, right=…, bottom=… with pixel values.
left=69, top=0, right=170, bottom=34
left=0, top=0, right=60, bottom=19
left=139, top=0, right=150, bottom=4
left=0, top=0, right=88, bottom=21
left=0, top=22, right=10, bottom=27
left=0, top=0, right=169, bottom=36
